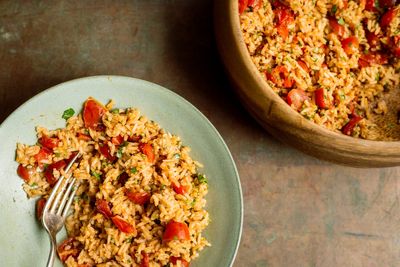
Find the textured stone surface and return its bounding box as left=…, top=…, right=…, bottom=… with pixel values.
left=1, top=1, right=399, bottom=267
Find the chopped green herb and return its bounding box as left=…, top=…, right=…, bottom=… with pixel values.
left=30, top=182, right=38, bottom=187
left=125, top=237, right=132, bottom=243
left=374, top=0, right=379, bottom=8
left=81, top=193, right=90, bottom=202
left=375, top=73, right=380, bottom=81
left=54, top=152, right=61, bottom=157
left=121, top=141, right=129, bottom=147
left=161, top=184, right=166, bottom=190
left=130, top=167, right=137, bottom=174
left=197, top=174, right=208, bottom=184
left=91, top=171, right=101, bottom=181
left=190, top=198, right=197, bottom=207
left=387, top=123, right=395, bottom=129
left=62, top=108, right=75, bottom=120
left=111, top=108, right=119, bottom=114
left=331, top=5, right=337, bottom=14
left=340, top=94, right=346, bottom=100
left=43, top=163, right=49, bottom=171
left=74, top=196, right=80, bottom=202
left=173, top=153, right=180, bottom=159
left=338, top=18, right=345, bottom=25
left=116, top=147, right=123, bottom=158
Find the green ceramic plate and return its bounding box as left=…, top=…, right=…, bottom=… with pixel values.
left=0, top=76, right=243, bottom=267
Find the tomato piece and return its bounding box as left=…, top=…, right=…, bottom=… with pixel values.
left=238, top=0, right=248, bottom=14
left=365, top=30, right=380, bottom=49
left=99, top=143, right=116, bottom=162
left=248, top=0, right=262, bottom=10
left=163, top=221, right=190, bottom=242
left=172, top=183, right=190, bottom=195
left=36, top=197, right=46, bottom=221
left=380, top=8, right=396, bottom=28
left=268, top=65, right=294, bottom=88
left=77, top=133, right=92, bottom=141
left=83, top=98, right=106, bottom=130
left=57, top=238, right=81, bottom=262
left=274, top=7, right=295, bottom=39
left=314, top=88, right=330, bottom=109
left=111, top=216, right=136, bottom=234
left=341, top=36, right=359, bottom=55
left=287, top=89, right=308, bottom=111
left=140, top=251, right=149, bottom=267
left=96, top=199, right=113, bottom=218
left=125, top=190, right=151, bottom=205
left=358, top=52, right=388, bottom=67
left=275, top=7, right=294, bottom=25
left=342, top=115, right=363, bottom=136
left=297, top=60, right=309, bottom=73
left=328, top=17, right=345, bottom=38
left=17, top=164, right=30, bottom=182
left=277, top=24, right=290, bottom=39
left=34, top=147, right=52, bottom=164
left=379, top=0, right=396, bottom=8
left=393, top=45, right=400, bottom=58
left=111, top=135, right=124, bottom=145
left=128, top=134, right=141, bottom=142
left=390, top=36, right=400, bottom=57
left=44, top=160, right=67, bottom=185
left=39, top=135, right=59, bottom=150
left=365, top=0, right=377, bottom=11
left=139, top=143, right=155, bottom=163
left=170, top=257, right=190, bottom=267
left=381, top=8, right=397, bottom=28
left=271, top=0, right=288, bottom=9
left=343, top=0, right=349, bottom=8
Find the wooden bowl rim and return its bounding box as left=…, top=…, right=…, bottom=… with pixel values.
left=224, top=0, right=400, bottom=150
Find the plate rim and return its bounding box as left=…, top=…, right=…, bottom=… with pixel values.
left=0, top=75, right=243, bottom=267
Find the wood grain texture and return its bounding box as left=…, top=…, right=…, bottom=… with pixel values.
left=214, top=0, right=400, bottom=167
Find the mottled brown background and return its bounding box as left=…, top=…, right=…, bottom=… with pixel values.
left=1, top=1, right=399, bottom=267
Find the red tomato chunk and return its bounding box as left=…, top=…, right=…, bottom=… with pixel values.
left=163, top=221, right=190, bottom=241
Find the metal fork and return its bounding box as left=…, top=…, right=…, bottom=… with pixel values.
left=41, top=152, right=81, bottom=267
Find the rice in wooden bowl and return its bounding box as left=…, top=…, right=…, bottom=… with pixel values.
left=215, top=0, right=400, bottom=167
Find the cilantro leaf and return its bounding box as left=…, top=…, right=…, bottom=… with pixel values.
left=331, top=5, right=337, bottom=14
left=91, top=171, right=101, bottom=181
left=196, top=174, right=208, bottom=184
left=62, top=108, right=75, bottom=120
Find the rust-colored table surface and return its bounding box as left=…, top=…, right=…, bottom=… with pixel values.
left=1, top=1, right=399, bottom=267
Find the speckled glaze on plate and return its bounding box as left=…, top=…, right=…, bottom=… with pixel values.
left=0, top=76, right=243, bottom=267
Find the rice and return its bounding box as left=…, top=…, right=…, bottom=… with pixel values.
left=15, top=98, right=210, bottom=266
left=240, top=0, right=400, bottom=140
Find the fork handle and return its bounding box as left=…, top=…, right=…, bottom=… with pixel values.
left=46, top=234, right=57, bottom=267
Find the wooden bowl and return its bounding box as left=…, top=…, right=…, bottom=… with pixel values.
left=214, top=0, right=400, bottom=167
